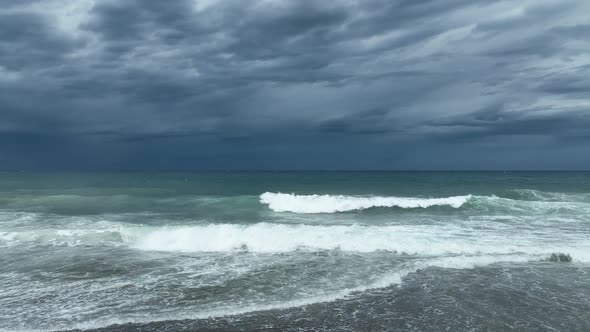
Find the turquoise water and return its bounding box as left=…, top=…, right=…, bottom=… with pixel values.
left=0, top=172, right=589, bottom=330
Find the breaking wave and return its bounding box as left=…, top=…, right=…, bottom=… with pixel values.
left=4, top=223, right=587, bottom=262
left=259, top=192, right=471, bottom=213
left=259, top=191, right=590, bottom=215
left=128, top=224, right=589, bottom=261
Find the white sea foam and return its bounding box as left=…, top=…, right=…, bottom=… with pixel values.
left=127, top=223, right=590, bottom=261
left=0, top=228, right=124, bottom=248
left=4, top=220, right=589, bottom=331
left=43, top=253, right=547, bottom=332
left=259, top=192, right=471, bottom=213
left=3, top=222, right=588, bottom=262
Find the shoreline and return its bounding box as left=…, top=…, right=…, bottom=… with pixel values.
left=65, top=262, right=590, bottom=332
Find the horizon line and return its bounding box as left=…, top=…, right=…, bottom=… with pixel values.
left=1, top=169, right=589, bottom=173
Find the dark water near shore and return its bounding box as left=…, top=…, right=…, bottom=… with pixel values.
left=0, top=171, right=589, bottom=331
left=77, top=262, right=590, bottom=332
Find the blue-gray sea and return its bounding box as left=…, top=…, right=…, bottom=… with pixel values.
left=1, top=171, right=589, bottom=331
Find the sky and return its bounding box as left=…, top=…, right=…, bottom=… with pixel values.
left=1, top=0, right=590, bottom=170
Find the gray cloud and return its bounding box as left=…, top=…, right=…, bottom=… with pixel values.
left=1, top=0, right=589, bottom=170
left=0, top=12, right=81, bottom=70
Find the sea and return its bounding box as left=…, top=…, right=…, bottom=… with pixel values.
left=0, top=171, right=589, bottom=331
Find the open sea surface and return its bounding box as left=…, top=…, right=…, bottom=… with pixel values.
left=1, top=171, right=589, bottom=331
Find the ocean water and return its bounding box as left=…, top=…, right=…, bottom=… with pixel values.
left=0, top=171, right=589, bottom=331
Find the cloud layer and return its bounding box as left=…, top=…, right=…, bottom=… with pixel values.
left=1, top=0, right=590, bottom=169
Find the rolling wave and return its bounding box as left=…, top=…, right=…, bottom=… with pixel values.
left=128, top=224, right=590, bottom=260
left=259, top=192, right=470, bottom=213
left=497, top=189, right=590, bottom=202
left=259, top=191, right=590, bottom=214
left=3, top=223, right=588, bottom=262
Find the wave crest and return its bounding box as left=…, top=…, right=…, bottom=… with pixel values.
left=498, top=189, right=590, bottom=202
left=259, top=192, right=471, bottom=213
left=126, top=223, right=588, bottom=261
left=3, top=223, right=588, bottom=262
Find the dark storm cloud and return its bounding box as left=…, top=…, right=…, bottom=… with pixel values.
left=317, top=108, right=396, bottom=135
left=536, top=72, right=590, bottom=95
left=1, top=0, right=590, bottom=169
left=426, top=104, right=590, bottom=141
left=0, top=12, right=81, bottom=70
